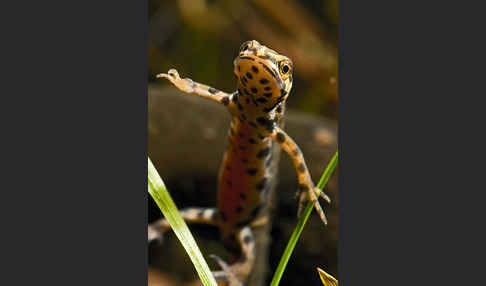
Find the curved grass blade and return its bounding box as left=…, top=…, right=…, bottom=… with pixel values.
left=270, top=151, right=338, bottom=286
left=148, top=157, right=218, bottom=286
left=317, top=267, right=338, bottom=286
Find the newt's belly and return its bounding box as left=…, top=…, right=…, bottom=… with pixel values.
left=217, top=120, right=274, bottom=239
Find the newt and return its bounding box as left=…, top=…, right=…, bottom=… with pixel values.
left=148, top=40, right=330, bottom=286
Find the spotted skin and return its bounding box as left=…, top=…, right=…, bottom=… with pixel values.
left=151, top=40, right=330, bottom=285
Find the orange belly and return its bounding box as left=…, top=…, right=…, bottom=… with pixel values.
left=217, top=120, right=273, bottom=239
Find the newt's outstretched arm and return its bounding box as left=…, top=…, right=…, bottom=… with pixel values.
left=157, top=69, right=233, bottom=106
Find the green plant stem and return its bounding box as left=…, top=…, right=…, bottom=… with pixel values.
left=270, top=151, right=339, bottom=286
left=148, top=157, right=218, bottom=286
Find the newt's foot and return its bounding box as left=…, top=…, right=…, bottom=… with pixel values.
left=210, top=226, right=255, bottom=286
left=210, top=255, right=245, bottom=286
left=156, top=69, right=196, bottom=93
left=147, top=225, right=163, bottom=245
left=297, top=186, right=331, bottom=225
left=147, top=219, right=170, bottom=245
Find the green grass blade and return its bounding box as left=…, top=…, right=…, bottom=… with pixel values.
left=147, top=157, right=218, bottom=286
left=270, top=151, right=339, bottom=286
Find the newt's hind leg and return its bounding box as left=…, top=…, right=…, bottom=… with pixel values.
left=148, top=209, right=255, bottom=286
left=148, top=207, right=218, bottom=243
left=211, top=226, right=256, bottom=286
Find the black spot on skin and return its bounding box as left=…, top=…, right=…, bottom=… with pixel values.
left=232, top=93, right=238, bottom=103
left=260, top=78, right=269, bottom=84
left=238, top=103, right=243, bottom=110
left=208, top=87, right=219, bottom=94
left=243, top=235, right=253, bottom=244
left=221, top=97, right=230, bottom=106
left=276, top=132, right=286, bottom=142
left=246, top=98, right=250, bottom=103
left=256, top=147, right=270, bottom=159
left=240, top=77, right=247, bottom=87
left=264, top=86, right=272, bottom=91
left=240, top=193, right=247, bottom=200
left=256, top=177, right=268, bottom=191
left=298, top=163, right=306, bottom=173
left=263, top=107, right=271, bottom=113
left=281, top=89, right=288, bottom=97
left=276, top=105, right=283, bottom=113
left=247, top=168, right=258, bottom=176
left=235, top=206, right=243, bottom=213
left=249, top=122, right=258, bottom=128
left=238, top=65, right=241, bottom=71
left=243, top=88, right=250, bottom=96
left=257, top=117, right=267, bottom=126
left=263, top=93, right=273, bottom=98
left=257, top=98, right=267, bottom=103
left=251, top=66, right=259, bottom=73
left=258, top=134, right=265, bottom=140
left=251, top=87, right=258, bottom=94
left=257, top=117, right=275, bottom=131
left=249, top=138, right=257, bottom=144
left=221, top=212, right=227, bottom=222
left=246, top=72, right=253, bottom=80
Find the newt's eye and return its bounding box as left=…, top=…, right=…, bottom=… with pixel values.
left=279, top=60, right=292, bottom=78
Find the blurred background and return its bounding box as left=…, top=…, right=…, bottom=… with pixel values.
left=148, top=0, right=338, bottom=285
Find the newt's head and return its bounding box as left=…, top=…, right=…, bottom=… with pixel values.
left=233, top=40, right=293, bottom=114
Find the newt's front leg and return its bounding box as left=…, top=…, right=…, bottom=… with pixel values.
left=271, top=126, right=331, bottom=225
left=157, top=69, right=233, bottom=106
